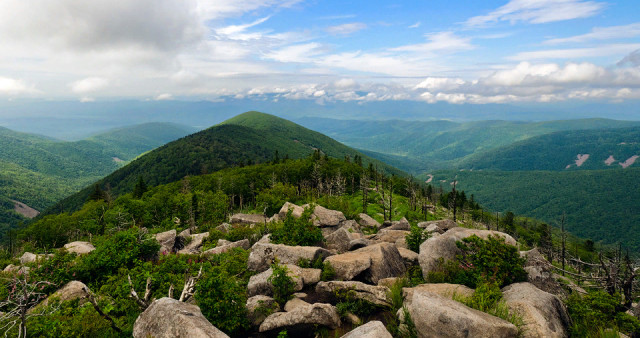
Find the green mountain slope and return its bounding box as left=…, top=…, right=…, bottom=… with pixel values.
left=46, top=111, right=402, bottom=215
left=0, top=123, right=195, bottom=234
left=296, top=117, right=640, bottom=173
left=433, top=168, right=640, bottom=251
left=459, top=127, right=640, bottom=171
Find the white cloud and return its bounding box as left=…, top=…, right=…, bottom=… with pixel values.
left=391, top=31, right=473, bottom=54
left=155, top=93, right=174, bottom=101
left=70, top=77, right=109, bottom=94
left=545, top=23, right=640, bottom=44
left=508, top=44, right=640, bottom=60
left=466, top=0, right=605, bottom=26
left=0, top=77, right=35, bottom=95
left=409, top=22, right=421, bottom=29
left=326, top=23, right=367, bottom=35
left=617, top=49, right=640, bottom=67
left=195, top=0, right=303, bottom=20
left=415, top=77, right=465, bottom=91
left=79, top=97, right=95, bottom=103
left=215, top=16, right=271, bottom=40
left=265, top=43, right=324, bottom=63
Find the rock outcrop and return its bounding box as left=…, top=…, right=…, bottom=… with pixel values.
left=230, top=213, right=268, bottom=225
left=133, top=297, right=229, bottom=338
left=324, top=243, right=405, bottom=284
left=358, top=213, right=381, bottom=228
left=311, top=205, right=346, bottom=227
left=521, top=248, right=566, bottom=297
left=279, top=202, right=305, bottom=219
left=316, top=281, right=391, bottom=307
left=177, top=232, right=209, bottom=254
left=259, top=303, right=341, bottom=333
left=248, top=243, right=332, bottom=272
left=403, top=289, right=518, bottom=338
left=63, top=241, right=95, bottom=255
left=202, top=239, right=250, bottom=257
left=502, top=282, right=571, bottom=338
left=248, top=265, right=321, bottom=297
left=154, top=230, right=176, bottom=255
left=246, top=295, right=278, bottom=326
left=341, top=320, right=392, bottom=338
left=326, top=227, right=363, bottom=253
left=419, top=227, right=516, bottom=277
left=403, top=283, right=474, bottom=301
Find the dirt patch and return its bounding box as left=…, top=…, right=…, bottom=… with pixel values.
left=575, top=154, right=589, bottom=167
left=112, top=157, right=124, bottom=163
left=11, top=200, right=39, bottom=218
left=604, top=155, right=616, bottom=166
left=425, top=174, right=433, bottom=184
left=619, top=155, right=639, bottom=169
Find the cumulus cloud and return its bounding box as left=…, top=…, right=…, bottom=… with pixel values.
left=466, top=0, right=604, bottom=26
left=0, top=77, right=35, bottom=95
left=155, top=93, right=174, bottom=101
left=70, top=77, right=109, bottom=94
left=617, top=50, right=640, bottom=67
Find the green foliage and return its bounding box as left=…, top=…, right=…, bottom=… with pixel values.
left=256, top=183, right=298, bottom=216
left=453, top=281, right=524, bottom=331
left=320, top=261, right=336, bottom=282
left=387, top=278, right=406, bottom=313
left=406, top=224, right=429, bottom=253
left=567, top=291, right=640, bottom=337
left=427, top=235, right=527, bottom=288
left=270, top=207, right=324, bottom=247
left=335, top=288, right=380, bottom=318
left=268, top=260, right=296, bottom=307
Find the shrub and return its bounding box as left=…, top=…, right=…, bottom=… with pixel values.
left=320, top=261, right=336, bottom=281
left=453, top=281, right=524, bottom=331
left=406, top=225, right=429, bottom=253
left=567, top=291, right=640, bottom=337
left=268, top=260, right=296, bottom=307
left=270, top=208, right=324, bottom=246
left=335, top=288, right=379, bottom=318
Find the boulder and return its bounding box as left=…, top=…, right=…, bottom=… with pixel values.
left=316, top=281, right=391, bottom=307
left=19, top=252, right=50, bottom=264
left=133, top=298, right=228, bottom=338
left=284, top=298, right=311, bottom=312
left=419, top=227, right=516, bottom=277
left=403, top=289, right=518, bottom=338
left=388, top=217, right=410, bottom=231
left=358, top=213, right=381, bottom=228
left=521, top=248, right=566, bottom=298
left=230, top=213, right=268, bottom=225
left=259, top=303, right=341, bottom=332
left=324, top=243, right=406, bottom=284
left=502, top=282, right=571, bottom=338
left=371, top=230, right=409, bottom=244
left=154, top=230, right=177, bottom=255
left=348, top=239, right=369, bottom=251
left=311, top=205, right=346, bottom=227
left=202, top=239, right=250, bottom=257
left=417, top=219, right=457, bottom=232
left=340, top=220, right=362, bottom=233
left=395, top=236, right=408, bottom=249
left=397, top=247, right=419, bottom=267
left=3, top=264, right=29, bottom=275
left=326, top=227, right=361, bottom=253
left=248, top=265, right=321, bottom=297
left=341, top=320, right=392, bottom=338
left=246, top=295, right=278, bottom=326
left=248, top=243, right=332, bottom=272
left=279, top=202, right=305, bottom=219
left=423, top=224, right=444, bottom=234
left=215, top=223, right=232, bottom=233
left=63, top=241, right=95, bottom=255
left=377, top=277, right=401, bottom=288
left=177, top=232, right=209, bottom=255
left=403, top=283, right=474, bottom=301
left=37, top=281, right=89, bottom=309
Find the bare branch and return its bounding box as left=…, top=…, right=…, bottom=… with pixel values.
left=82, top=287, right=122, bottom=333
left=127, top=274, right=149, bottom=310
left=179, top=265, right=203, bottom=302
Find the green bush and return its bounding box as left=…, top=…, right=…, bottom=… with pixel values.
left=320, top=261, right=336, bottom=282
left=335, top=288, right=380, bottom=318
left=270, top=208, right=324, bottom=246
left=406, top=225, right=429, bottom=253
left=268, top=260, right=296, bottom=307
left=453, top=281, right=523, bottom=331
left=567, top=291, right=640, bottom=337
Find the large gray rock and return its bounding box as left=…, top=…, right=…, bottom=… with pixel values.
left=278, top=202, right=305, bottom=219
left=63, top=241, right=95, bottom=255
left=341, top=320, right=392, bottom=338
left=388, top=217, right=410, bottom=231
left=521, top=248, right=566, bottom=298
left=230, top=213, right=268, bottom=225
left=316, top=281, right=391, bottom=307
left=326, top=227, right=362, bottom=253
left=397, top=247, right=419, bottom=267
left=403, top=283, right=474, bottom=301
left=154, top=230, right=177, bottom=255
left=419, top=227, right=517, bottom=277
left=403, top=289, right=518, bottom=338
left=36, top=281, right=89, bottom=309
left=284, top=298, right=311, bottom=312
left=259, top=303, right=341, bottom=332
left=19, top=252, right=51, bottom=264
left=311, top=205, right=346, bottom=227
left=370, top=229, right=409, bottom=244
left=358, top=214, right=381, bottom=228
left=248, top=265, right=321, bottom=297
left=324, top=242, right=406, bottom=284
left=502, top=283, right=571, bottom=338
left=202, top=239, right=250, bottom=257
left=417, top=219, right=457, bottom=232
left=248, top=243, right=332, bottom=272
left=178, top=232, right=209, bottom=255
left=246, top=295, right=278, bottom=326
left=133, top=297, right=229, bottom=338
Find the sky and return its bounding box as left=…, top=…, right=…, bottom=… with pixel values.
left=0, top=0, right=639, bottom=106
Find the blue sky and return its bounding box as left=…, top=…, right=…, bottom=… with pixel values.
left=0, top=0, right=639, bottom=106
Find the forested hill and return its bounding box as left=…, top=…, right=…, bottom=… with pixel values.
left=45, top=111, right=403, bottom=215
left=459, top=126, right=640, bottom=171
left=296, top=117, right=640, bottom=173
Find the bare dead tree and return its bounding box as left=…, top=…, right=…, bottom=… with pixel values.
left=127, top=275, right=152, bottom=310
left=0, top=274, right=57, bottom=338
left=82, top=286, right=122, bottom=333
left=179, top=265, right=203, bottom=302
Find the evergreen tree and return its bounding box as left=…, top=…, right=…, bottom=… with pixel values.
left=132, top=176, right=148, bottom=199
left=88, top=184, right=105, bottom=201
